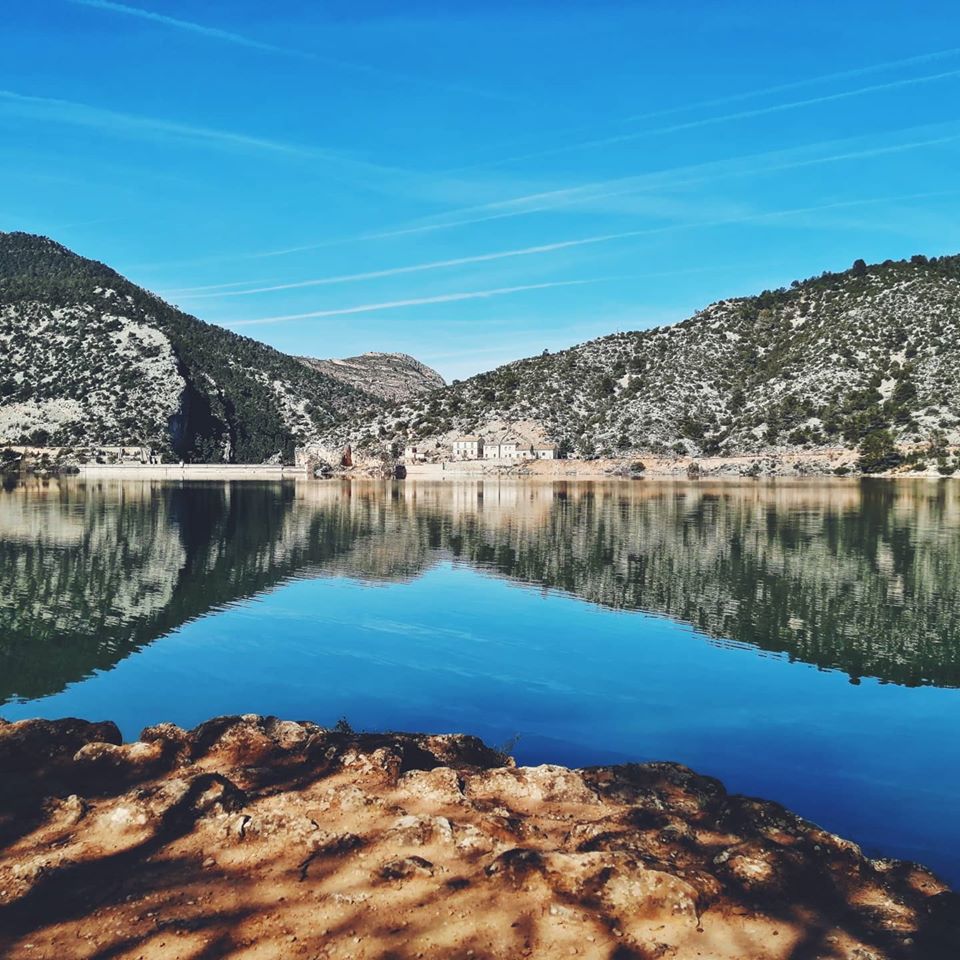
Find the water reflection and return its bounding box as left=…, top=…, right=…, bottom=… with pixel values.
left=2, top=476, right=960, bottom=703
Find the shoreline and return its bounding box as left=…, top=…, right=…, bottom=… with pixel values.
left=73, top=463, right=305, bottom=480
left=0, top=442, right=948, bottom=482
left=54, top=451, right=948, bottom=482
left=1, top=714, right=956, bottom=959
left=403, top=450, right=858, bottom=480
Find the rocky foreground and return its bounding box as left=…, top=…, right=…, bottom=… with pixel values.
left=0, top=716, right=956, bottom=960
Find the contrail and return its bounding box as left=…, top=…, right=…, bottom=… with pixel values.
left=464, top=67, right=960, bottom=168
left=0, top=89, right=316, bottom=155
left=0, top=88, right=402, bottom=181
left=171, top=126, right=960, bottom=274
left=228, top=279, right=606, bottom=327
left=343, top=130, right=960, bottom=238
left=68, top=0, right=521, bottom=104
left=225, top=187, right=951, bottom=328
left=163, top=278, right=280, bottom=296
left=615, top=46, right=960, bottom=123
left=235, top=125, right=960, bottom=256
left=69, top=0, right=299, bottom=56
left=452, top=45, right=960, bottom=170
left=181, top=240, right=643, bottom=298
left=191, top=186, right=960, bottom=301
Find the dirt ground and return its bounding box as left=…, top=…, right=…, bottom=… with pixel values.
left=1, top=715, right=957, bottom=959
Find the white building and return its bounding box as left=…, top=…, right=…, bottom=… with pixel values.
left=404, top=444, right=425, bottom=463
left=481, top=433, right=562, bottom=460
left=452, top=436, right=483, bottom=460
left=483, top=436, right=526, bottom=459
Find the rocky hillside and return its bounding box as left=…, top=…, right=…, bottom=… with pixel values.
left=298, top=351, right=444, bottom=402
left=0, top=233, right=382, bottom=462
left=323, top=254, right=960, bottom=459
left=0, top=715, right=956, bottom=959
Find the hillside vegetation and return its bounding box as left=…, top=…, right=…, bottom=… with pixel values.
left=322, top=254, right=960, bottom=461
left=0, top=233, right=380, bottom=462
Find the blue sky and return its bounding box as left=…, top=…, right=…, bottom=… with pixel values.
left=3, top=1, right=960, bottom=379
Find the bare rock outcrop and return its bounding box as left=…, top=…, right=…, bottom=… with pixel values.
left=0, top=715, right=956, bottom=959
left=298, top=352, right=445, bottom=403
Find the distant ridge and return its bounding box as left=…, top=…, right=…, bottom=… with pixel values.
left=298, top=352, right=444, bottom=403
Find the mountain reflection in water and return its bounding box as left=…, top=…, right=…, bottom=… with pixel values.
left=2, top=476, right=960, bottom=704
left=5, top=476, right=960, bottom=883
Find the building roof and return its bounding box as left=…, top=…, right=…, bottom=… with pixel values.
left=454, top=435, right=481, bottom=442
left=534, top=443, right=557, bottom=449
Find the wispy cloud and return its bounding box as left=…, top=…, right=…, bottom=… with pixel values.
left=0, top=89, right=305, bottom=154
left=342, top=127, right=960, bottom=238
left=67, top=0, right=520, bottom=104
left=164, top=278, right=280, bottom=296
left=69, top=0, right=299, bottom=55
left=619, top=46, right=960, bottom=122
left=222, top=188, right=960, bottom=327
left=0, top=88, right=404, bottom=182
left=450, top=67, right=960, bottom=168
left=455, top=47, right=960, bottom=169
left=178, top=240, right=649, bottom=299
left=169, top=124, right=960, bottom=272
left=227, top=279, right=606, bottom=327
left=175, top=238, right=756, bottom=300
left=182, top=187, right=960, bottom=306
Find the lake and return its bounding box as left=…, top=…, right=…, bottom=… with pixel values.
left=1, top=477, right=959, bottom=884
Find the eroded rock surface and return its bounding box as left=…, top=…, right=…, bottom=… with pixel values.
left=0, top=715, right=956, bottom=959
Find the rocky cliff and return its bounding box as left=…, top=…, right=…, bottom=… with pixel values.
left=0, top=714, right=956, bottom=959
left=298, top=352, right=445, bottom=403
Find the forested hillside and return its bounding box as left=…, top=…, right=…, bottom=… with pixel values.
left=323, top=254, right=960, bottom=461
left=0, top=232, right=380, bottom=462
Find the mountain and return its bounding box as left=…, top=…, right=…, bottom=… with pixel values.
left=297, top=352, right=444, bottom=402
left=0, top=232, right=382, bottom=462
left=322, top=254, right=960, bottom=460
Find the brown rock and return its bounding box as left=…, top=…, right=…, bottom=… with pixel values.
left=0, top=714, right=954, bottom=960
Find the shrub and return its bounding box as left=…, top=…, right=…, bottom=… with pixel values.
left=858, top=429, right=902, bottom=474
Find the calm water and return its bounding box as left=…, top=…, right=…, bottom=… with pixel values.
left=1, top=477, right=959, bottom=882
